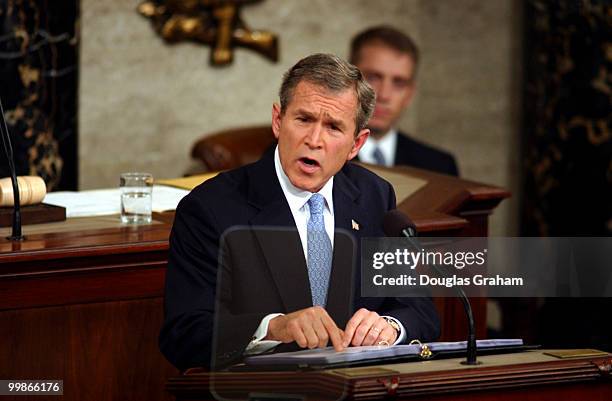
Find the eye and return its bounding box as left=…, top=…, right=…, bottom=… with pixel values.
left=364, top=72, right=382, bottom=84
left=327, top=123, right=344, bottom=134
left=393, top=79, right=410, bottom=90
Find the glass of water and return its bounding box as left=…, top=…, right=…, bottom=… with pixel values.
left=120, top=172, right=153, bottom=224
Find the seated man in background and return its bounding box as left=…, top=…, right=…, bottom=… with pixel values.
left=160, top=53, right=440, bottom=370
left=351, top=25, right=459, bottom=176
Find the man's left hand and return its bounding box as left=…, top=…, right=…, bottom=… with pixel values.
left=342, top=308, right=398, bottom=347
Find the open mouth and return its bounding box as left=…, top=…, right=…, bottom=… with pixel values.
left=300, top=157, right=319, bottom=166
left=299, top=157, right=320, bottom=172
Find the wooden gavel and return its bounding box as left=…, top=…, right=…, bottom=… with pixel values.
left=0, top=176, right=47, bottom=207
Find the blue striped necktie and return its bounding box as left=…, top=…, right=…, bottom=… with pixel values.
left=306, top=193, right=332, bottom=307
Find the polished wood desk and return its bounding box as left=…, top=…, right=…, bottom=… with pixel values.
left=168, top=350, right=612, bottom=401
left=0, top=217, right=177, bottom=401
left=0, top=168, right=508, bottom=401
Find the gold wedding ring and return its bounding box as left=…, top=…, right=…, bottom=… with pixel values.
left=378, top=339, right=390, bottom=346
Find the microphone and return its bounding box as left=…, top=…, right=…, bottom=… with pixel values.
left=0, top=96, right=25, bottom=241
left=383, top=210, right=479, bottom=365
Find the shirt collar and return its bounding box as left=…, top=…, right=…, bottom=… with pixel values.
left=359, top=128, right=398, bottom=166
left=274, top=146, right=334, bottom=215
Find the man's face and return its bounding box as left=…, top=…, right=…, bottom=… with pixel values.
left=272, top=81, right=369, bottom=193
left=354, top=44, right=416, bottom=136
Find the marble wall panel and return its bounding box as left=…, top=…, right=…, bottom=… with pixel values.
left=80, top=0, right=521, bottom=235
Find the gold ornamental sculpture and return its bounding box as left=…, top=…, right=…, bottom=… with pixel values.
left=138, top=0, right=279, bottom=66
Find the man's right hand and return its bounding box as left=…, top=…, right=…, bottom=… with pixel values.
left=265, top=306, right=345, bottom=351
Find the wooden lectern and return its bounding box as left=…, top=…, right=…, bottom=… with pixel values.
left=167, top=351, right=612, bottom=401
left=0, top=166, right=507, bottom=401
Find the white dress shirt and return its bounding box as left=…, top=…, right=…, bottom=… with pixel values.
left=245, top=146, right=405, bottom=355
left=274, top=147, right=335, bottom=256
left=358, top=129, right=398, bottom=167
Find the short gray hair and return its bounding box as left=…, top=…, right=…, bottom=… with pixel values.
left=279, top=53, right=375, bottom=134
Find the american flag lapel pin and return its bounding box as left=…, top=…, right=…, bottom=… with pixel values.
left=351, top=219, right=360, bottom=231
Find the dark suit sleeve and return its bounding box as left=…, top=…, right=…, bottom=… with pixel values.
left=159, top=192, right=219, bottom=370
left=379, top=297, right=441, bottom=342
left=159, top=192, right=270, bottom=370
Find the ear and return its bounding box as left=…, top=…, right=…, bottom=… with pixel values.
left=271, top=103, right=282, bottom=140
left=347, top=128, right=370, bottom=160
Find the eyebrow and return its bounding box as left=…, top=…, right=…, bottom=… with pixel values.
left=294, top=108, right=348, bottom=131
left=363, top=69, right=414, bottom=83
left=393, top=76, right=412, bottom=85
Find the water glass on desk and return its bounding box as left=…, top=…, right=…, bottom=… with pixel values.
left=120, top=172, right=153, bottom=224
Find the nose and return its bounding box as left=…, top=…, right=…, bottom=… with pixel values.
left=376, top=79, right=392, bottom=103
left=305, top=123, right=323, bottom=148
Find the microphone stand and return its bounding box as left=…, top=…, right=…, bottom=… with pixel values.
left=401, top=227, right=479, bottom=365
left=0, top=96, right=25, bottom=241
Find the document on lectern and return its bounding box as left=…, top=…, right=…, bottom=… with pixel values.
left=245, top=339, right=523, bottom=366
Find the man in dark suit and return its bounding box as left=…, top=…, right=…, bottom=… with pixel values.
left=350, top=26, right=459, bottom=176
left=160, top=54, right=440, bottom=370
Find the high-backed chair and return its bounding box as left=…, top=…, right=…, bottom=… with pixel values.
left=190, top=125, right=275, bottom=171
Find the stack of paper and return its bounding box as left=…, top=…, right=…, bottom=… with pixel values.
left=44, top=185, right=190, bottom=218
left=245, top=339, right=524, bottom=366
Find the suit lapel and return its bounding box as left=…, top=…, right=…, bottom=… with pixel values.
left=326, top=167, right=363, bottom=326
left=247, top=152, right=312, bottom=313
left=331, top=167, right=362, bottom=233
left=394, top=130, right=408, bottom=165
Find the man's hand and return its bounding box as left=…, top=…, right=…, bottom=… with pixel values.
left=265, top=306, right=345, bottom=351
left=343, top=308, right=398, bottom=347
